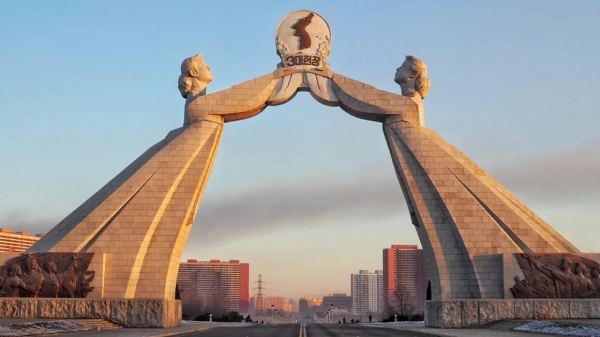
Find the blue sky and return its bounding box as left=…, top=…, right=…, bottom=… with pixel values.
left=1, top=1, right=599, bottom=301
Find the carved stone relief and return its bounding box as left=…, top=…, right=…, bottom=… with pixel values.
left=0, top=253, right=95, bottom=298
left=512, top=253, right=600, bottom=299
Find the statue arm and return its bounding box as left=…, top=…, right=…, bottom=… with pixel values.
left=15, top=278, right=33, bottom=293
left=544, top=266, right=571, bottom=284
left=186, top=70, right=422, bottom=127
left=331, top=73, right=422, bottom=125
left=56, top=255, right=79, bottom=282
left=536, top=264, right=557, bottom=279
left=16, top=278, right=27, bottom=288
left=186, top=72, right=279, bottom=124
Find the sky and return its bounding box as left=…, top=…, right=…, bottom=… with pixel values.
left=1, top=1, right=599, bottom=302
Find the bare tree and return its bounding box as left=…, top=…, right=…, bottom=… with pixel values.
left=206, top=292, right=229, bottom=318
left=181, top=292, right=208, bottom=319
left=181, top=291, right=230, bottom=320
left=384, top=284, right=415, bottom=318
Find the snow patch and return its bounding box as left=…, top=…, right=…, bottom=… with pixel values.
left=360, top=321, right=425, bottom=330
left=0, top=320, right=92, bottom=337
left=363, top=321, right=425, bottom=325
left=515, top=320, right=600, bottom=337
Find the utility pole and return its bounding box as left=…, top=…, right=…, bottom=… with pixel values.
left=253, top=274, right=265, bottom=320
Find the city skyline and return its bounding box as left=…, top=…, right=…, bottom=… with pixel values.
left=1, top=1, right=599, bottom=301
left=0, top=228, right=45, bottom=252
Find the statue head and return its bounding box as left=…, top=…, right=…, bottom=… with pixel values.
left=574, top=262, right=587, bottom=276
left=44, top=261, right=58, bottom=274
left=560, top=257, right=572, bottom=272
left=8, top=264, right=22, bottom=277
left=178, top=54, right=212, bottom=98
left=24, top=255, right=39, bottom=273
left=592, top=267, right=599, bottom=278
left=394, top=55, right=430, bottom=99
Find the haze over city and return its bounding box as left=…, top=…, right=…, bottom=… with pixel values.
left=1, top=0, right=599, bottom=304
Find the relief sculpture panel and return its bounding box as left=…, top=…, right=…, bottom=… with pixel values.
left=512, top=253, right=600, bottom=299
left=0, top=253, right=94, bottom=298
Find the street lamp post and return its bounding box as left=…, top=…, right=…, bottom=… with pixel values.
left=330, top=304, right=334, bottom=324
left=271, top=304, right=274, bottom=324
left=275, top=309, right=278, bottom=324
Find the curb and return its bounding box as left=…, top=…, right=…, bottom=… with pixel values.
left=360, top=324, right=464, bottom=337
left=401, top=328, right=463, bottom=337
left=149, top=327, right=209, bottom=337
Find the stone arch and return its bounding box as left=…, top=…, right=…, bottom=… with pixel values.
left=29, top=66, right=578, bottom=309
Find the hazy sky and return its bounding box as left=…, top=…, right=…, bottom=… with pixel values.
left=1, top=1, right=599, bottom=302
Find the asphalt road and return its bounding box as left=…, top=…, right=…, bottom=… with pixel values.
left=176, top=323, right=433, bottom=336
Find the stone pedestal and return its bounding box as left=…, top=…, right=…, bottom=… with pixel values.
left=425, top=299, right=600, bottom=328
left=0, top=298, right=181, bottom=328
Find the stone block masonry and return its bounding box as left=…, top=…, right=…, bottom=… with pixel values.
left=425, top=299, right=600, bottom=328
left=0, top=298, right=181, bottom=328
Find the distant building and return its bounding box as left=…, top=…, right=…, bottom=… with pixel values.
left=249, top=297, right=256, bottom=314
left=0, top=228, right=44, bottom=252
left=299, top=298, right=310, bottom=318
left=177, top=259, right=250, bottom=314
left=322, top=293, right=351, bottom=312
left=305, top=297, right=322, bottom=308
left=383, top=244, right=429, bottom=314
left=263, top=296, right=286, bottom=311
left=287, top=299, right=298, bottom=313
left=351, top=270, right=384, bottom=315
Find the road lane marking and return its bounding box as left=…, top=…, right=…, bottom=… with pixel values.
left=298, top=323, right=306, bottom=337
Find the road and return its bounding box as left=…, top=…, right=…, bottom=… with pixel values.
left=176, top=323, right=433, bottom=336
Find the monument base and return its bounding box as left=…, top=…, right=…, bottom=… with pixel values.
left=425, top=299, right=600, bottom=328
left=0, top=298, right=181, bottom=328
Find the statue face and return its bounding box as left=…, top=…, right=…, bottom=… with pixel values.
left=47, top=262, right=57, bottom=273
left=560, top=258, right=570, bottom=271
left=592, top=269, right=599, bottom=278
left=394, top=60, right=414, bottom=84
left=10, top=265, right=22, bottom=276
left=26, top=257, right=39, bottom=271
left=190, top=62, right=213, bottom=84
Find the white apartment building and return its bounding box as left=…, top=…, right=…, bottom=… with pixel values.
left=350, top=270, right=384, bottom=315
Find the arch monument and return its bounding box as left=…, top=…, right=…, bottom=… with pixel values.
left=1, top=10, right=598, bottom=328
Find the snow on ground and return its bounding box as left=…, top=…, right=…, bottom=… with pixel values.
left=514, top=320, right=600, bottom=337
left=359, top=321, right=425, bottom=330
left=0, top=320, right=92, bottom=337
left=363, top=321, right=425, bottom=325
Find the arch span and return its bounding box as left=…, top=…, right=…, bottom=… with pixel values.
left=30, top=66, right=577, bottom=306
